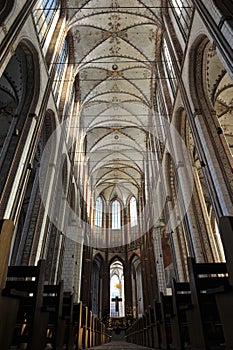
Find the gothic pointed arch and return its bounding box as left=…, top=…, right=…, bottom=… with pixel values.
left=0, top=40, right=40, bottom=218
left=128, top=195, right=138, bottom=228
left=10, top=109, right=57, bottom=267
left=178, top=107, right=225, bottom=263
left=189, top=35, right=233, bottom=219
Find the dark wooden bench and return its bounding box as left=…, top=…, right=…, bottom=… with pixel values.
left=1, top=267, right=110, bottom=350
left=42, top=282, right=65, bottom=349
left=154, top=301, right=162, bottom=348
left=2, top=260, right=49, bottom=350
left=125, top=313, right=145, bottom=346
left=147, top=305, right=157, bottom=348
left=160, top=293, right=173, bottom=349
left=171, top=280, right=192, bottom=349
left=62, top=292, right=74, bottom=350
left=186, top=257, right=230, bottom=349
left=72, top=301, right=87, bottom=349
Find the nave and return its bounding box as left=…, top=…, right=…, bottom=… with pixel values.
left=1, top=0, right=233, bottom=349
left=1, top=219, right=233, bottom=350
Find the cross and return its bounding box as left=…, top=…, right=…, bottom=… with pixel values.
left=111, top=296, right=122, bottom=313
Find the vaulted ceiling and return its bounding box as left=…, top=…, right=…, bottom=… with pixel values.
left=67, top=0, right=162, bottom=203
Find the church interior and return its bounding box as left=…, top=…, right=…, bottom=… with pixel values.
left=0, top=0, right=233, bottom=349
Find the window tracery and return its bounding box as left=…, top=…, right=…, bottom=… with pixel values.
left=112, top=200, right=121, bottom=229
left=53, top=39, right=68, bottom=103
left=130, top=196, right=137, bottom=227
left=162, top=38, right=177, bottom=97
left=95, top=196, right=103, bottom=227
left=34, top=0, right=59, bottom=45
left=169, top=0, right=192, bottom=39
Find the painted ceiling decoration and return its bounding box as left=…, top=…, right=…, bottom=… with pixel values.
left=67, top=0, right=162, bottom=203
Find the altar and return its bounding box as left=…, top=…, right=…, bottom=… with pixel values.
left=110, top=317, right=126, bottom=341
left=110, top=316, right=126, bottom=328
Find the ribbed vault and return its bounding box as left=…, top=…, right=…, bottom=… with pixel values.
left=67, top=0, right=162, bottom=203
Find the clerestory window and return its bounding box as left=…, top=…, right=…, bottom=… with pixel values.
left=162, top=37, right=177, bottom=97
left=169, top=0, right=192, bottom=39
left=130, top=197, right=138, bottom=227
left=112, top=200, right=121, bottom=229
left=34, top=0, right=59, bottom=45
left=53, top=39, right=68, bottom=103
left=95, top=197, right=103, bottom=227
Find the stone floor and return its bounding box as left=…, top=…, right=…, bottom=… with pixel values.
left=88, top=341, right=155, bottom=350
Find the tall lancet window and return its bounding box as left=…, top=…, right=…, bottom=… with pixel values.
left=170, top=0, right=192, bottom=38
left=95, top=196, right=103, bottom=227
left=53, top=38, right=68, bottom=102
left=34, top=0, right=59, bottom=45
left=162, top=38, right=177, bottom=97
left=112, top=200, right=121, bottom=229
left=130, top=196, right=137, bottom=227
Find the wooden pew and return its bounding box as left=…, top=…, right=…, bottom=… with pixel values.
left=144, top=310, right=150, bottom=347
left=160, top=293, right=173, bottom=349
left=186, top=257, right=230, bottom=349
left=126, top=302, right=163, bottom=348
left=72, top=301, right=88, bottom=349
left=87, top=310, right=94, bottom=348
left=2, top=260, right=49, bottom=350
left=154, top=301, right=162, bottom=348
left=171, top=280, right=191, bottom=349
left=142, top=306, right=157, bottom=348
left=72, top=302, right=111, bottom=349
left=72, top=302, right=82, bottom=349
left=95, top=317, right=101, bottom=346
left=42, top=282, right=65, bottom=349
left=125, top=315, right=142, bottom=345
left=62, top=292, right=74, bottom=350
left=83, top=305, right=89, bottom=348
left=0, top=220, right=20, bottom=350
left=94, top=316, right=110, bottom=346
left=147, top=305, right=157, bottom=348
left=0, top=292, right=19, bottom=350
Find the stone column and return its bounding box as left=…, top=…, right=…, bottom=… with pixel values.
left=101, top=254, right=110, bottom=320
left=73, top=240, right=84, bottom=303
left=124, top=254, right=133, bottom=313
left=152, top=223, right=167, bottom=299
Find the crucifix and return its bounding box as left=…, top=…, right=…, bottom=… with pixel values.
left=111, top=296, right=122, bottom=313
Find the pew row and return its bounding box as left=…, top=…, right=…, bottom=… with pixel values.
left=126, top=258, right=233, bottom=349
left=0, top=260, right=110, bottom=350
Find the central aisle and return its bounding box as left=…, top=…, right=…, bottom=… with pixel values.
left=89, top=341, right=155, bottom=350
